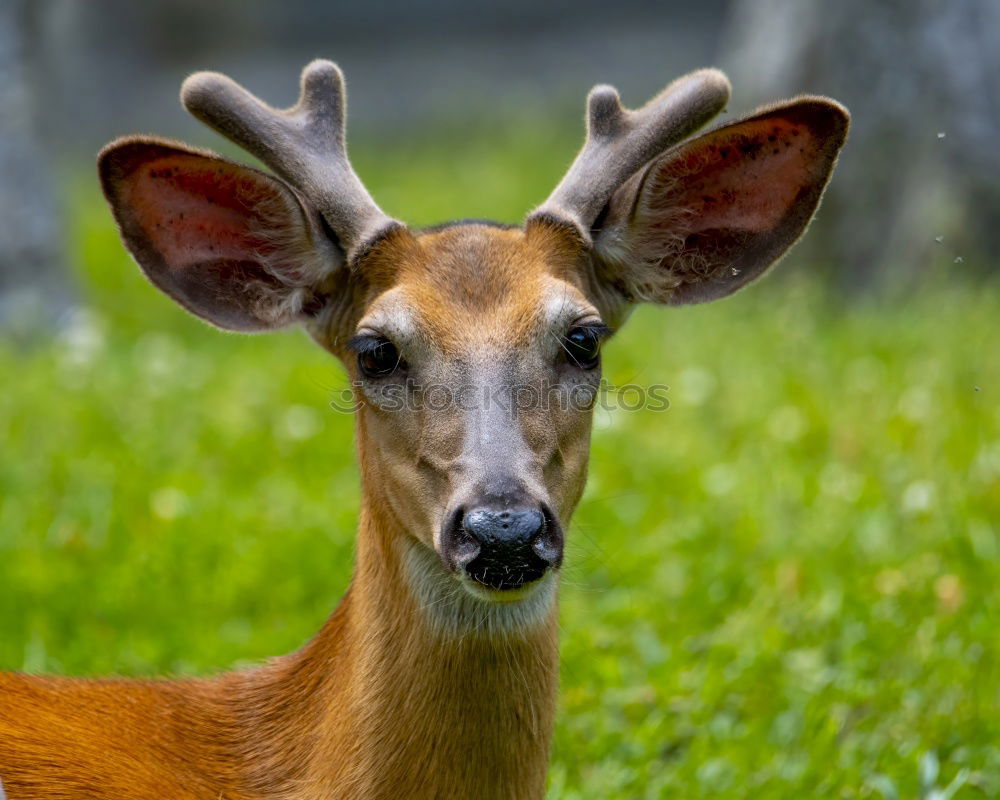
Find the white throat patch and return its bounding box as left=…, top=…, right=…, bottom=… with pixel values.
left=402, top=540, right=557, bottom=639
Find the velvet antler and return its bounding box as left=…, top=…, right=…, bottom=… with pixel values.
left=528, top=69, right=732, bottom=244
left=181, top=59, right=402, bottom=262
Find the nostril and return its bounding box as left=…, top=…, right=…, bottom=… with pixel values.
left=440, top=505, right=479, bottom=570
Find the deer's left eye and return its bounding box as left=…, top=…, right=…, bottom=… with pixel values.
left=563, top=326, right=606, bottom=370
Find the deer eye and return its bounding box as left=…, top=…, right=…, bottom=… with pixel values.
left=563, top=325, right=608, bottom=370
left=351, top=336, right=405, bottom=378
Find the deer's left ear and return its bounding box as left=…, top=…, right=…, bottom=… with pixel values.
left=592, top=98, right=849, bottom=306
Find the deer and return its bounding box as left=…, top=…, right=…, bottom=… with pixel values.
left=0, top=60, right=847, bottom=799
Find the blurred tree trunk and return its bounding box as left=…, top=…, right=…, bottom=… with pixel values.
left=722, top=0, right=1000, bottom=289
left=0, top=0, right=73, bottom=337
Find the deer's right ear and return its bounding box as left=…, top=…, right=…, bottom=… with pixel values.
left=98, top=137, right=342, bottom=332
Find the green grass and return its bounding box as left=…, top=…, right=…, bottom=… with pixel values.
left=1, top=127, right=998, bottom=798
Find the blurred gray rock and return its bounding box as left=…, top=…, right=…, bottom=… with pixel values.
left=723, top=0, right=1000, bottom=287
left=0, top=0, right=73, bottom=337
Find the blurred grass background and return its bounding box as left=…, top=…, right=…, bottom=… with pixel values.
left=1, top=126, right=998, bottom=800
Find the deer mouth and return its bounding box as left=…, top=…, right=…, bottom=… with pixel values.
left=465, top=556, right=551, bottom=592
left=458, top=569, right=557, bottom=605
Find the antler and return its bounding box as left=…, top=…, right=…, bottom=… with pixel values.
left=528, top=69, right=732, bottom=244
left=181, top=60, right=402, bottom=262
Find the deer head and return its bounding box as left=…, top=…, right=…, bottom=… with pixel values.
left=99, top=61, right=847, bottom=631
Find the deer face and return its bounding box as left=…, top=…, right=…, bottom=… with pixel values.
left=99, top=61, right=847, bottom=617
left=329, top=223, right=604, bottom=598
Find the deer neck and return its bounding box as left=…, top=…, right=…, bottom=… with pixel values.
left=248, top=495, right=560, bottom=800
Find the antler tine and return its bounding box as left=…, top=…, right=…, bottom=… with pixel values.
left=181, top=60, right=402, bottom=262
left=528, top=68, right=732, bottom=244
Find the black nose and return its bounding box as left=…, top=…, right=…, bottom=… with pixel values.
left=442, top=505, right=562, bottom=590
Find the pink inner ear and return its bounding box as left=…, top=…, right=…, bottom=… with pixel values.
left=650, top=118, right=822, bottom=234
left=124, top=155, right=278, bottom=271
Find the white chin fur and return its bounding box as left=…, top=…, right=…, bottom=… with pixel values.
left=403, top=542, right=557, bottom=638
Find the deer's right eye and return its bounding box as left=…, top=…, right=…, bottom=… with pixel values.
left=351, top=336, right=405, bottom=378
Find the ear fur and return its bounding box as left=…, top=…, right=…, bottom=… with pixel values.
left=98, top=137, right=342, bottom=331
left=593, top=97, right=849, bottom=306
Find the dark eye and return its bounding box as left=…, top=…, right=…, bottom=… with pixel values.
left=563, top=326, right=604, bottom=370
left=356, top=337, right=404, bottom=378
